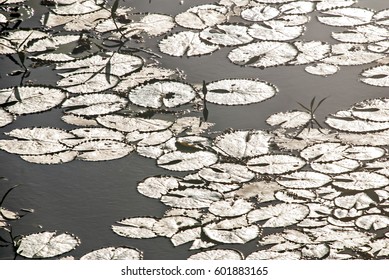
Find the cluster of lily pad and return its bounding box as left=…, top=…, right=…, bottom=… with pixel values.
left=0, top=0, right=389, bottom=259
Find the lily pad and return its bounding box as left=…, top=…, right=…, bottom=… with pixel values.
left=355, top=215, right=389, bottom=230
left=112, top=217, right=158, bottom=239
left=188, top=249, right=244, bottom=260
left=80, top=247, right=143, bottom=260
left=302, top=244, right=330, bottom=259
left=199, top=24, right=253, bottom=47
left=0, top=86, right=66, bottom=115
left=208, top=199, right=253, bottom=217
left=325, top=114, right=389, bottom=132
left=322, top=44, right=384, bottom=66
left=291, top=41, right=331, bottom=65
left=203, top=222, right=260, bottom=244
left=311, top=159, right=360, bottom=174
left=248, top=203, right=309, bottom=227
left=199, top=163, right=254, bottom=183
left=361, top=65, right=389, bottom=87
left=247, top=154, right=306, bottom=175
left=175, top=4, right=228, bottom=30
left=305, top=63, right=339, bottom=76
left=318, top=7, right=374, bottom=27
left=276, top=171, right=332, bottom=189
left=161, top=188, right=222, bottom=209
left=240, top=6, right=280, bottom=22
left=332, top=25, right=389, bottom=44
left=266, top=110, right=311, bottom=128
left=16, top=231, right=80, bottom=258
left=0, top=109, right=14, bottom=127
left=57, top=72, right=119, bottom=94
left=73, top=140, right=134, bottom=161
left=205, top=79, right=277, bottom=105
left=228, top=41, right=298, bottom=68
left=61, top=93, right=127, bottom=116
left=52, top=0, right=102, bottom=16
left=20, top=151, right=78, bottom=164
left=213, top=130, right=271, bottom=158
left=153, top=216, right=199, bottom=237
left=137, top=176, right=179, bottom=199
left=129, top=81, right=196, bottom=109
left=159, top=31, right=219, bottom=57
left=246, top=250, right=301, bottom=260
left=333, top=172, right=389, bottom=190
left=157, top=151, right=218, bottom=171
left=97, top=115, right=172, bottom=133
left=279, top=1, right=315, bottom=15
left=248, top=22, right=305, bottom=41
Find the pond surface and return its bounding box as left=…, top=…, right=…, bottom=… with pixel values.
left=1, top=0, right=389, bottom=260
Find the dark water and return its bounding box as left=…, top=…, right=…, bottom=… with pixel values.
left=1, top=0, right=389, bottom=259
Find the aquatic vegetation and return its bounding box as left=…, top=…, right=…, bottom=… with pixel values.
left=0, top=0, right=389, bottom=260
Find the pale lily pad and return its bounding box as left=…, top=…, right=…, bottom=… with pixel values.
left=228, top=41, right=298, bottom=68
left=374, top=9, right=389, bottom=26
left=318, top=7, right=374, bottom=27
left=200, top=24, right=253, bottom=47
left=361, top=65, right=389, bottom=87
left=188, top=249, right=243, bottom=260
left=305, top=63, right=339, bottom=76
left=276, top=171, right=332, bottom=189
left=322, top=44, right=384, bottom=66
left=112, top=217, right=158, bottom=239
left=0, top=86, right=66, bottom=115
left=175, top=4, right=228, bottom=29
left=332, top=25, right=389, bottom=44
left=225, top=181, right=283, bottom=203
left=213, top=130, right=271, bottom=158
left=159, top=31, right=219, bottom=57
left=302, top=244, right=330, bottom=259
left=57, top=73, right=119, bottom=94
left=52, top=0, right=102, bottom=15
left=61, top=115, right=98, bottom=127
left=355, top=215, right=389, bottom=230
left=161, top=188, right=222, bottom=209
left=199, top=163, right=254, bottom=183
left=152, top=216, right=199, bottom=237
left=0, top=109, right=14, bottom=127
left=5, top=30, right=48, bottom=51
left=0, top=137, right=68, bottom=156
left=157, top=151, right=218, bottom=171
left=20, top=151, right=78, bottom=165
left=128, top=130, right=173, bottom=147
left=311, top=159, right=360, bottom=174
left=369, top=238, right=389, bottom=257
left=203, top=222, right=260, bottom=244
left=351, top=98, right=389, bottom=121
left=266, top=110, right=311, bottom=128
left=97, top=115, right=172, bottom=133
left=248, top=22, right=305, bottom=41
left=171, top=227, right=201, bottom=246
left=61, top=93, right=127, bottom=116
left=205, top=79, right=277, bottom=105
left=335, top=193, right=378, bottom=210
left=325, top=115, right=389, bottom=132
left=316, top=0, right=356, bottom=11
left=56, top=53, right=143, bottom=77
left=291, top=41, right=331, bottom=65
left=16, top=231, right=80, bottom=258
left=129, top=81, right=196, bottom=109
left=333, top=172, right=389, bottom=190
left=246, top=250, right=301, bottom=260
left=137, top=176, right=179, bottom=199
left=279, top=1, right=315, bottom=15
left=247, top=154, right=305, bottom=175
left=240, top=5, right=280, bottom=22
left=73, top=140, right=134, bottom=161
left=248, top=203, right=310, bottom=227
left=124, top=14, right=175, bottom=37
left=80, top=247, right=142, bottom=260
left=209, top=199, right=253, bottom=217
left=62, top=128, right=124, bottom=147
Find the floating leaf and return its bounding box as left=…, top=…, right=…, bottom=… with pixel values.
left=302, top=244, right=330, bottom=259
left=161, top=188, right=222, bottom=209
left=279, top=1, right=315, bottom=15
left=56, top=53, right=143, bottom=77
left=57, top=73, right=119, bottom=94
left=209, top=199, right=253, bottom=217
left=159, top=31, right=219, bottom=57
left=20, top=151, right=78, bottom=165
left=203, top=221, right=260, bottom=244
left=153, top=216, right=199, bottom=237
left=129, top=81, right=196, bottom=109
left=0, top=86, right=66, bottom=115
left=374, top=9, right=389, bottom=26
left=276, top=171, right=332, bottom=189
left=318, top=7, right=374, bottom=27
left=355, top=215, right=389, bottom=230
left=0, top=109, right=14, bottom=127
left=205, top=79, right=277, bottom=105
left=226, top=181, right=283, bottom=203
left=61, top=128, right=124, bottom=147
left=266, top=110, right=311, bottom=128
left=291, top=41, right=331, bottom=65
left=368, top=238, right=389, bottom=257
left=248, top=22, right=305, bottom=41
left=316, top=0, right=356, bottom=11
left=61, top=115, right=98, bottom=127
left=73, top=140, right=134, bottom=161
left=335, top=193, right=378, bottom=210
left=333, top=172, right=389, bottom=191
left=247, top=154, right=305, bottom=175
left=360, top=65, right=389, bottom=87
left=246, top=250, right=301, bottom=260
left=175, top=4, right=228, bottom=29
left=80, top=247, right=142, bottom=260
left=228, top=41, right=298, bottom=68
left=332, top=25, right=389, bottom=44
left=188, top=249, right=243, bottom=260
left=157, top=151, right=218, bottom=171
left=325, top=115, right=389, bottom=132
left=322, top=44, right=384, bottom=66
left=305, top=63, right=339, bottom=76
left=97, top=115, right=172, bottom=133
left=199, top=163, right=254, bottom=183
left=16, top=231, right=80, bottom=259
left=124, top=14, right=175, bottom=37
left=61, top=93, right=127, bottom=116
left=311, top=159, right=360, bottom=174
left=248, top=203, right=309, bottom=227
left=213, top=130, right=271, bottom=158
left=137, top=176, right=179, bottom=199
left=171, top=227, right=201, bottom=246
left=240, top=5, right=280, bottom=22
left=52, top=0, right=102, bottom=16
left=200, top=24, right=253, bottom=47
left=112, top=217, right=157, bottom=239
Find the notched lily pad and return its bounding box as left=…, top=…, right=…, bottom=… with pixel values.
left=188, top=249, right=244, bottom=260
left=318, top=7, right=374, bottom=27
left=157, top=151, right=218, bottom=171
left=57, top=72, right=119, bottom=94
left=276, top=171, right=332, bottom=189
left=73, top=140, right=134, bottom=161
left=16, top=231, right=80, bottom=258
left=199, top=163, right=254, bottom=183
left=333, top=172, right=389, bottom=190
left=248, top=22, right=305, bottom=41
left=355, top=215, right=389, bottom=230
left=360, top=66, right=389, bottom=87
left=175, top=4, right=228, bottom=30
left=161, top=188, right=223, bottom=209
left=80, top=247, right=143, bottom=260
left=240, top=5, right=280, bottom=22
left=0, top=109, right=14, bottom=127
left=97, top=115, right=172, bottom=132
left=112, top=217, right=158, bottom=239
left=247, top=154, right=305, bottom=175
left=266, top=110, right=311, bottom=128
left=209, top=199, right=253, bottom=217
left=305, top=63, right=339, bottom=76
left=205, top=79, right=277, bottom=105
left=246, top=250, right=301, bottom=260
left=200, top=24, right=253, bottom=47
